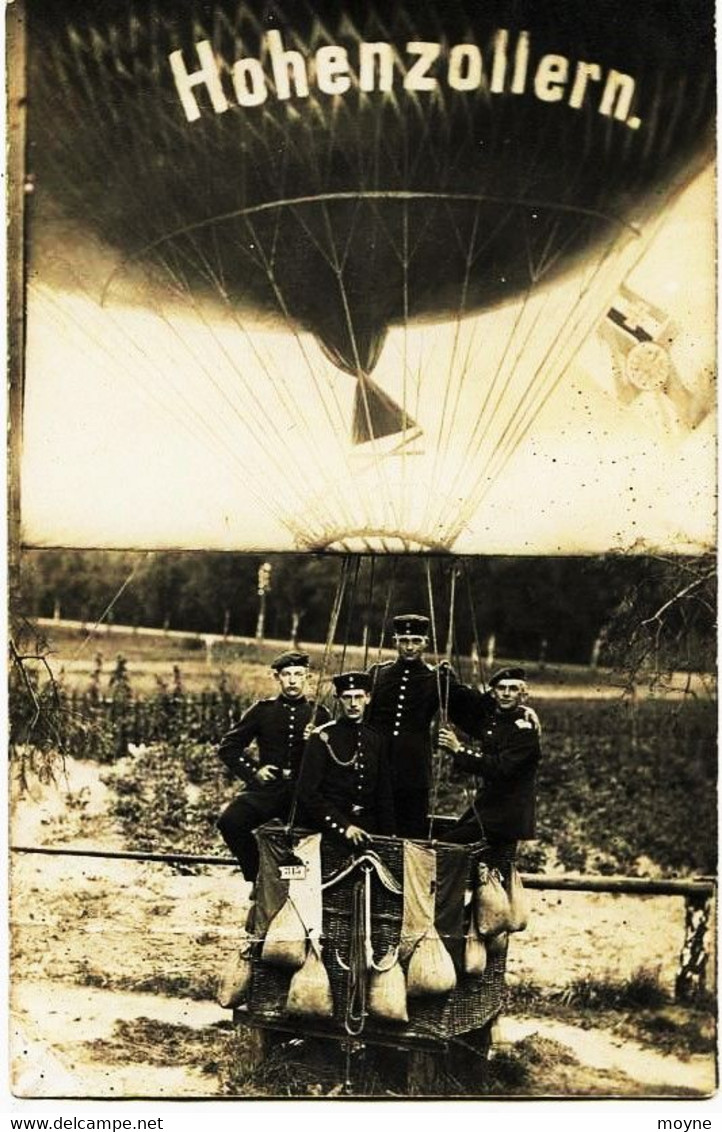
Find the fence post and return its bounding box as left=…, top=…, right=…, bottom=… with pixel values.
left=675, top=890, right=713, bottom=1003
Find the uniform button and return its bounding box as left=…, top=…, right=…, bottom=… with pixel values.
left=393, top=729, right=399, bottom=736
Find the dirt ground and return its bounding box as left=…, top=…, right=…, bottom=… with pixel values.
left=8, top=758, right=718, bottom=1099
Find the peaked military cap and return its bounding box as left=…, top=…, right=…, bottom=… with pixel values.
left=270, top=651, right=310, bottom=671
left=393, top=613, right=430, bottom=636
left=332, top=670, right=373, bottom=695
left=489, top=666, right=526, bottom=687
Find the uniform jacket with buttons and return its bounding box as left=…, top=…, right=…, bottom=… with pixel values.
left=449, top=688, right=541, bottom=840
left=365, top=658, right=462, bottom=788
left=297, top=717, right=396, bottom=837
left=217, top=696, right=331, bottom=785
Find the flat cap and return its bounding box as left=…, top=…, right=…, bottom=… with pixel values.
left=489, top=666, right=526, bottom=687
left=332, top=670, right=373, bottom=695
left=393, top=613, right=430, bottom=636
left=270, top=651, right=310, bottom=671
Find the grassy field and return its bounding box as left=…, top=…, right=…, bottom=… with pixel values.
left=26, top=617, right=713, bottom=700
left=12, top=619, right=717, bottom=877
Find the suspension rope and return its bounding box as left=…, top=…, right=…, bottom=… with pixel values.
left=426, top=559, right=452, bottom=841
left=32, top=285, right=304, bottom=542
left=339, top=555, right=362, bottom=676
left=463, top=561, right=486, bottom=690
left=343, top=878, right=368, bottom=1038
left=370, top=558, right=397, bottom=695
left=425, top=559, right=444, bottom=724
left=287, top=557, right=350, bottom=835
left=71, top=556, right=150, bottom=660
left=362, top=556, right=376, bottom=671
left=113, top=192, right=635, bottom=272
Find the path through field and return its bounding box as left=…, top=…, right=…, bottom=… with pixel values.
left=9, top=760, right=717, bottom=1099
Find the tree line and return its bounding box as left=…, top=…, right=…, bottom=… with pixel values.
left=16, top=549, right=715, bottom=671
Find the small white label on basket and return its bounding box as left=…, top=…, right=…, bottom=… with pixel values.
left=279, top=864, right=307, bottom=880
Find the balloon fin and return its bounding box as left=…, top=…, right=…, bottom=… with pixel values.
left=352, top=377, right=419, bottom=446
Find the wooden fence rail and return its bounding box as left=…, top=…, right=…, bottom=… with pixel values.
left=10, top=843, right=715, bottom=1004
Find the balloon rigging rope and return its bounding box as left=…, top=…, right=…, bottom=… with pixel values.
left=209, top=215, right=357, bottom=532
left=37, top=87, right=336, bottom=540
left=448, top=227, right=637, bottom=537
left=369, top=555, right=397, bottom=699
left=362, top=556, right=376, bottom=673
left=41, top=33, right=659, bottom=552
left=317, top=199, right=404, bottom=537
left=105, top=192, right=637, bottom=288
left=339, top=556, right=361, bottom=675
left=30, top=286, right=301, bottom=541
left=287, top=556, right=350, bottom=835
left=436, top=213, right=583, bottom=513
left=110, top=209, right=355, bottom=536
left=463, top=562, right=487, bottom=690
left=425, top=558, right=446, bottom=840
left=70, top=555, right=151, bottom=660
left=50, top=46, right=357, bottom=545
left=238, top=190, right=394, bottom=539
left=128, top=258, right=328, bottom=523
left=241, top=206, right=354, bottom=442
left=444, top=225, right=633, bottom=538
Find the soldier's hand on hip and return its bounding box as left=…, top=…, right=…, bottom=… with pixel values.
left=255, top=765, right=279, bottom=784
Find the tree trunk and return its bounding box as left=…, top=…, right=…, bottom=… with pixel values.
left=675, top=892, right=713, bottom=1003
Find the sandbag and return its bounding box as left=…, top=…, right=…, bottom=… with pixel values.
left=368, top=949, right=409, bottom=1023
left=406, top=927, right=457, bottom=997
left=474, top=864, right=511, bottom=937
left=261, top=896, right=308, bottom=969
left=216, top=945, right=253, bottom=1009
left=464, top=919, right=487, bottom=977
left=507, top=865, right=529, bottom=933
left=399, top=842, right=436, bottom=960
left=486, top=930, right=509, bottom=958
left=286, top=942, right=334, bottom=1019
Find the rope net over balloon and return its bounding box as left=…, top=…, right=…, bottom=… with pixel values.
left=24, top=0, right=715, bottom=552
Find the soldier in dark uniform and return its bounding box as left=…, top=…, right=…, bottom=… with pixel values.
left=365, top=613, right=458, bottom=840
left=216, top=651, right=331, bottom=882
left=298, top=671, right=396, bottom=846
left=438, top=667, right=541, bottom=848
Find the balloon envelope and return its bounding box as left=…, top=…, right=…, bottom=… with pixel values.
left=22, top=0, right=716, bottom=552
left=29, top=0, right=714, bottom=375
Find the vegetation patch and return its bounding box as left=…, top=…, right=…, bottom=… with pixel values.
left=507, top=972, right=716, bottom=1060
left=481, top=1036, right=702, bottom=1097
left=75, top=963, right=218, bottom=1002
left=85, top=1017, right=236, bottom=1078
left=91, top=680, right=716, bottom=875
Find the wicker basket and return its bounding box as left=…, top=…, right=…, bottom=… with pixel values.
left=246, top=823, right=513, bottom=1043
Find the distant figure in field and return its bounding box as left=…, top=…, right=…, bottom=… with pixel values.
left=438, top=667, right=541, bottom=852
left=216, top=651, right=331, bottom=884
